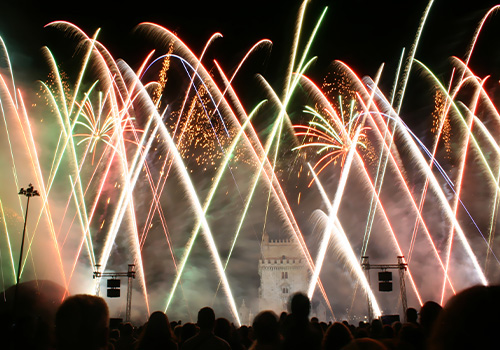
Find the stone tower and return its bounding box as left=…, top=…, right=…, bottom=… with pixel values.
left=258, top=232, right=309, bottom=314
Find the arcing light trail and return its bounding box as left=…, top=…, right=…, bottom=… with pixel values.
left=391, top=59, right=500, bottom=278
left=364, top=70, right=489, bottom=290
left=0, top=71, right=68, bottom=291
left=135, top=22, right=334, bottom=317
left=0, top=0, right=499, bottom=324
left=368, top=80, right=489, bottom=286
left=307, top=163, right=382, bottom=318
left=140, top=5, right=335, bottom=316
left=360, top=0, right=435, bottom=266
left=306, top=125, right=363, bottom=299
left=430, top=66, right=500, bottom=296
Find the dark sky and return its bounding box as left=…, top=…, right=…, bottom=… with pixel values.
left=2, top=1, right=500, bottom=89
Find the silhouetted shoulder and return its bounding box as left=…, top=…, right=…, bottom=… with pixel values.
left=181, top=331, right=231, bottom=350
left=430, top=285, right=500, bottom=350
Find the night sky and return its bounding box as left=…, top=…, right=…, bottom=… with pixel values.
left=3, top=1, right=500, bottom=92
left=1, top=0, right=498, bottom=131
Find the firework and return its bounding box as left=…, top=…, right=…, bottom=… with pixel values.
left=0, top=0, right=499, bottom=325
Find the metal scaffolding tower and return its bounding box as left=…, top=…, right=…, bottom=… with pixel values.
left=361, top=256, right=408, bottom=322
left=93, top=264, right=136, bottom=322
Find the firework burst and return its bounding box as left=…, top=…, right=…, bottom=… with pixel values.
left=293, top=103, right=369, bottom=183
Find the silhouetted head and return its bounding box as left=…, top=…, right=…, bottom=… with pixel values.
left=252, top=310, right=280, bottom=344
left=197, top=307, right=216, bottom=331
left=173, top=324, right=182, bottom=342
left=180, top=322, right=197, bottom=343
left=419, top=301, right=442, bottom=337
left=430, top=285, right=500, bottom=350
left=392, top=321, right=402, bottom=337
left=279, top=311, right=287, bottom=321
left=55, top=294, right=109, bottom=350
left=322, top=322, right=353, bottom=350
left=237, top=325, right=252, bottom=348
left=120, top=322, right=134, bottom=337
left=382, top=324, right=394, bottom=339
left=136, top=311, right=174, bottom=350
left=370, top=319, right=383, bottom=338
left=214, top=317, right=232, bottom=342
left=406, top=308, right=418, bottom=324
left=289, top=292, right=311, bottom=319
left=109, top=328, right=120, bottom=342
left=146, top=311, right=172, bottom=337
left=398, top=322, right=424, bottom=350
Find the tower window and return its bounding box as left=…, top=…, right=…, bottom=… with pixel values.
left=282, top=287, right=289, bottom=294
left=282, top=271, right=288, bottom=279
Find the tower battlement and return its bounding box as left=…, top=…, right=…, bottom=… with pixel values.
left=259, top=258, right=302, bottom=264
left=258, top=232, right=308, bottom=314
left=268, top=238, right=292, bottom=243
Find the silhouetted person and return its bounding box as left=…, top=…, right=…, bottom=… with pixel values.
left=391, top=322, right=402, bottom=338
left=215, top=317, right=242, bottom=350
left=174, top=324, right=182, bottom=343
left=115, top=323, right=136, bottom=350
left=181, top=307, right=231, bottom=350
left=354, top=323, right=369, bottom=339
left=379, top=325, right=396, bottom=350
left=214, top=318, right=231, bottom=344
left=109, top=328, right=120, bottom=350
left=396, top=322, right=424, bottom=350
left=1, top=280, right=65, bottom=350
left=278, top=311, right=288, bottom=337
left=322, top=322, right=353, bottom=350
left=405, top=308, right=418, bottom=325
left=418, top=301, right=442, bottom=340
left=179, top=323, right=197, bottom=347
left=55, top=294, right=110, bottom=350
left=135, top=311, right=177, bottom=350
left=249, top=310, right=281, bottom=350
left=342, top=338, right=387, bottom=350
left=311, top=318, right=324, bottom=340
left=320, top=322, right=329, bottom=334
left=381, top=325, right=394, bottom=339
left=429, top=285, right=500, bottom=350
left=370, top=319, right=383, bottom=339
left=236, top=326, right=252, bottom=350
left=282, top=292, right=322, bottom=350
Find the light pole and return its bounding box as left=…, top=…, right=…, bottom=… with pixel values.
left=14, top=184, right=39, bottom=307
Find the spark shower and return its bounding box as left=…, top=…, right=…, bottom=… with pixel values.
left=0, top=0, right=499, bottom=324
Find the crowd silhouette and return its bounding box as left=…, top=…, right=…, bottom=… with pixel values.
left=1, top=285, right=499, bottom=350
